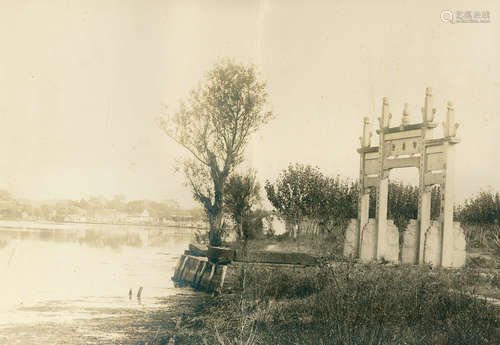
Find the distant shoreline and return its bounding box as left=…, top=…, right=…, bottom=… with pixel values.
left=0, top=219, right=208, bottom=233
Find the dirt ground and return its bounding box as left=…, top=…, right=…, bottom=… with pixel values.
left=0, top=293, right=208, bottom=345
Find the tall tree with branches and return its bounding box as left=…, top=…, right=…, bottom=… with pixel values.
left=159, top=60, right=273, bottom=246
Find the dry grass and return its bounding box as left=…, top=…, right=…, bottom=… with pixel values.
left=162, top=263, right=499, bottom=345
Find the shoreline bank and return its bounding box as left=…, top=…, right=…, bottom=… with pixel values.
left=0, top=292, right=209, bottom=345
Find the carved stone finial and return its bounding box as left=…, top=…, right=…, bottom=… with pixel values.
left=443, top=101, right=459, bottom=137
left=421, top=87, right=436, bottom=123
left=379, top=97, right=392, bottom=129
left=361, top=116, right=372, bottom=148
left=401, top=103, right=410, bottom=127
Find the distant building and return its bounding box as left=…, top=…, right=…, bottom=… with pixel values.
left=162, top=218, right=177, bottom=226
left=126, top=209, right=153, bottom=224
left=64, top=214, right=88, bottom=223
left=91, top=209, right=128, bottom=224
left=63, top=206, right=88, bottom=223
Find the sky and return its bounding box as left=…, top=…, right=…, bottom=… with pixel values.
left=0, top=0, right=498, bottom=207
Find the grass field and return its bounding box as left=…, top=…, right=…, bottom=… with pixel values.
left=161, top=261, right=499, bottom=345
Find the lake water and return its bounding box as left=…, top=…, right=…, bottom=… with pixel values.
left=0, top=224, right=193, bottom=332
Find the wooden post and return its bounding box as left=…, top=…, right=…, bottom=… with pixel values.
left=219, top=265, right=228, bottom=294
left=195, top=261, right=207, bottom=289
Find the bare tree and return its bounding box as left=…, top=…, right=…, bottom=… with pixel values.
left=159, top=60, right=273, bottom=246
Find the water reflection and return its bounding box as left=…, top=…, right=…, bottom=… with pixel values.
left=0, top=226, right=193, bottom=250
left=78, top=230, right=143, bottom=250
left=0, top=225, right=194, bottom=328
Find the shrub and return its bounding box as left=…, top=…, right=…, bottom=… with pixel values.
left=264, top=164, right=357, bottom=235
left=241, top=209, right=268, bottom=240
left=456, top=189, right=500, bottom=225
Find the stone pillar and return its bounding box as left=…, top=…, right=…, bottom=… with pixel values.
left=440, top=142, right=455, bottom=266
left=375, top=97, right=391, bottom=261
left=417, top=88, right=436, bottom=264
left=401, top=219, right=419, bottom=264
left=440, top=102, right=459, bottom=267
left=343, top=219, right=359, bottom=257
left=417, top=189, right=431, bottom=263
left=375, top=177, right=388, bottom=260
left=423, top=220, right=442, bottom=266
left=358, top=192, right=370, bottom=256
left=360, top=219, right=377, bottom=262
left=357, top=117, right=372, bottom=258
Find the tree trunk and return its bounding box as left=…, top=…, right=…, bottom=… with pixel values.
left=208, top=174, right=226, bottom=247
left=208, top=212, right=224, bottom=247
left=239, top=221, right=243, bottom=240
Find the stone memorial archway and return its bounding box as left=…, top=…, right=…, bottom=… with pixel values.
left=344, top=88, right=466, bottom=267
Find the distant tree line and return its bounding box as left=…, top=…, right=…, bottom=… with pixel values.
left=0, top=191, right=204, bottom=223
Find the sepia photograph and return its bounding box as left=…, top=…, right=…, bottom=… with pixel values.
left=0, top=0, right=499, bottom=344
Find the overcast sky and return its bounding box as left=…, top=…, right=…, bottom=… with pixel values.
left=0, top=0, right=498, bottom=207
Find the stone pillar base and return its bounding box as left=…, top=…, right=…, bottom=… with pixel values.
left=401, top=220, right=419, bottom=264
left=423, top=221, right=466, bottom=268
left=344, top=218, right=466, bottom=268
left=343, top=219, right=360, bottom=258
left=344, top=218, right=399, bottom=263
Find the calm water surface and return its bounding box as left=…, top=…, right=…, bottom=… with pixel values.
left=0, top=224, right=193, bottom=327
